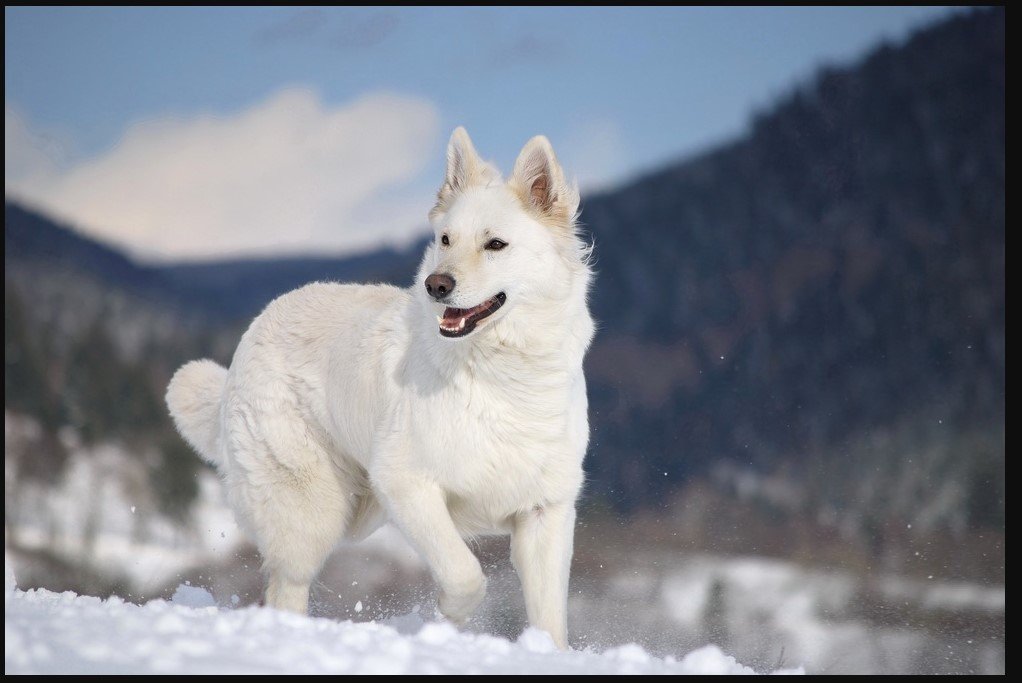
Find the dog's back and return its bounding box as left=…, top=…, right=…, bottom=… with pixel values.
left=167, top=281, right=407, bottom=469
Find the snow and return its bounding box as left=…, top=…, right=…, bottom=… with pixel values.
left=170, top=584, right=217, bottom=609
left=6, top=557, right=16, bottom=594
left=5, top=415, right=247, bottom=595
left=650, top=555, right=1001, bottom=671
left=877, top=575, right=1004, bottom=613
left=5, top=570, right=801, bottom=675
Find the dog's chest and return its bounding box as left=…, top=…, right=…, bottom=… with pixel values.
left=408, top=360, right=584, bottom=512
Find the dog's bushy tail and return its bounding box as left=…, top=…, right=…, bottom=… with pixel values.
left=166, top=359, right=227, bottom=467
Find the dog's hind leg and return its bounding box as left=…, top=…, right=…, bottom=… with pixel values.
left=258, top=473, right=353, bottom=613
left=237, top=444, right=358, bottom=615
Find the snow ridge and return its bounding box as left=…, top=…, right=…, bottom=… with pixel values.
left=5, top=573, right=801, bottom=675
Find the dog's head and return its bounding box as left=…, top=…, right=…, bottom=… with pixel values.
left=417, top=128, right=587, bottom=341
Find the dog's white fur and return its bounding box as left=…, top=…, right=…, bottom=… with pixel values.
left=166, top=128, right=593, bottom=648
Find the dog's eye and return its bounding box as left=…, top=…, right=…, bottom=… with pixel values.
left=440, top=234, right=450, bottom=246
left=485, top=238, right=507, bottom=251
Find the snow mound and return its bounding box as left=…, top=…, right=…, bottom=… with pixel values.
left=170, top=584, right=217, bottom=609
left=5, top=582, right=801, bottom=675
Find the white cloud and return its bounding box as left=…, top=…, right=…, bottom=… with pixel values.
left=5, top=89, right=440, bottom=260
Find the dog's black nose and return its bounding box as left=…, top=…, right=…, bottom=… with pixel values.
left=425, top=273, right=456, bottom=301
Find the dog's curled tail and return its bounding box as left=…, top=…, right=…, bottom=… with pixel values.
left=166, top=359, right=227, bottom=467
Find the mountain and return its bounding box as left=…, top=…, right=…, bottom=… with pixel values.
left=5, top=202, right=425, bottom=319
left=5, top=9, right=1004, bottom=541
left=157, top=245, right=426, bottom=318
left=580, top=7, right=1004, bottom=517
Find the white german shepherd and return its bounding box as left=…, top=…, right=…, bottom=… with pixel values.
left=166, top=128, right=593, bottom=648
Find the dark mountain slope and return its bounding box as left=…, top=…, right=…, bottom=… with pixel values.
left=580, top=7, right=1003, bottom=512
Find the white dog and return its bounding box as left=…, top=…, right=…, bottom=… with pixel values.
left=166, top=128, right=594, bottom=649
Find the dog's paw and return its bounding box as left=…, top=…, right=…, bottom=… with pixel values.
left=438, top=572, right=487, bottom=624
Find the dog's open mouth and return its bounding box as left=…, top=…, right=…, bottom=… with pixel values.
left=438, top=292, right=507, bottom=338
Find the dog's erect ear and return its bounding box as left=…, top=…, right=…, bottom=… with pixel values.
left=431, top=127, right=494, bottom=220
left=444, top=127, right=482, bottom=193
left=510, top=136, right=579, bottom=228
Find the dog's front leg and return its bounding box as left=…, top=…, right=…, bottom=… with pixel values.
left=511, top=500, right=576, bottom=649
left=374, top=471, right=486, bottom=623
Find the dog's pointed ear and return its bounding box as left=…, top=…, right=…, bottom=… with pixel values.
left=431, top=127, right=492, bottom=220
left=510, top=135, right=579, bottom=228
left=444, top=127, right=482, bottom=192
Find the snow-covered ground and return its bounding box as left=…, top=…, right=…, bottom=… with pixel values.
left=4, top=563, right=800, bottom=675
left=4, top=413, right=1003, bottom=674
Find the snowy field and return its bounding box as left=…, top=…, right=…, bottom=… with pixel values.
left=4, top=563, right=800, bottom=675
left=4, top=415, right=1003, bottom=674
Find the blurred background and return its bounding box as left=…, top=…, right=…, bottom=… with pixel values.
left=4, top=7, right=1003, bottom=674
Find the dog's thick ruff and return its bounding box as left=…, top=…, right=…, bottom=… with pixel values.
left=166, top=128, right=593, bottom=649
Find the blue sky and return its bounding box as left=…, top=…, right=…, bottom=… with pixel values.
left=5, top=7, right=961, bottom=260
